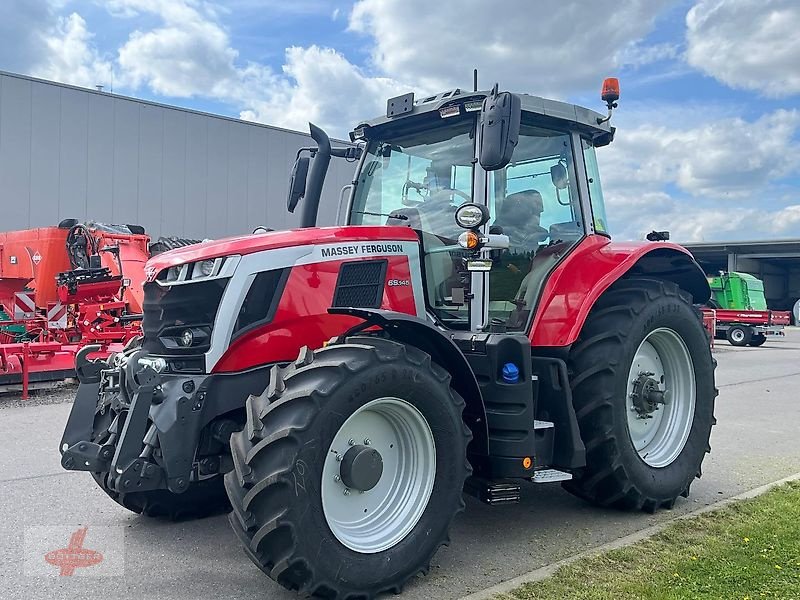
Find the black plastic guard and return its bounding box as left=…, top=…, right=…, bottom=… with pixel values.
left=59, top=382, right=101, bottom=454
left=531, top=356, right=586, bottom=469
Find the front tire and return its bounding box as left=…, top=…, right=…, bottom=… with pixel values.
left=565, top=279, right=717, bottom=512
left=225, top=337, right=470, bottom=598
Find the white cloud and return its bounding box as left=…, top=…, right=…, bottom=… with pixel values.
left=616, top=42, right=679, bottom=68
left=686, top=0, right=800, bottom=97
left=98, top=1, right=402, bottom=136
left=598, top=108, right=800, bottom=240
left=349, top=0, right=675, bottom=97
left=33, top=12, right=113, bottom=89
left=239, top=46, right=407, bottom=134
left=607, top=109, right=800, bottom=198
left=112, top=0, right=240, bottom=97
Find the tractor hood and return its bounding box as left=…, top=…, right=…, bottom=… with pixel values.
left=145, top=226, right=419, bottom=281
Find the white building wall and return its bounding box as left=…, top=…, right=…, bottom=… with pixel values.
left=0, top=71, right=353, bottom=239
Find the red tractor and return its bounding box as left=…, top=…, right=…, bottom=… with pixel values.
left=61, top=80, right=716, bottom=598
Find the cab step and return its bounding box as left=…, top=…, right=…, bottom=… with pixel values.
left=464, top=476, right=521, bottom=505
left=532, top=468, right=573, bottom=483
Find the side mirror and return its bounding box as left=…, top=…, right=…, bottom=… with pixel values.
left=286, top=156, right=310, bottom=213
left=550, top=164, right=568, bottom=189
left=479, top=87, right=521, bottom=171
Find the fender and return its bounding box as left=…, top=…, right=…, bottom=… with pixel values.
left=329, top=307, right=489, bottom=456
left=530, top=235, right=710, bottom=347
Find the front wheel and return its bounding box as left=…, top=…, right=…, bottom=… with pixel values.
left=225, top=337, right=471, bottom=598
left=565, top=279, right=717, bottom=512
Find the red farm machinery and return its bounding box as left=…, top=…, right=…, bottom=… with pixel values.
left=0, top=221, right=180, bottom=395
left=60, top=79, right=718, bottom=599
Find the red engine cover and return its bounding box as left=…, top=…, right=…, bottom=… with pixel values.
left=210, top=228, right=422, bottom=373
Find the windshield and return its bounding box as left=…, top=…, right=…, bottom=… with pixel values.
left=350, top=119, right=476, bottom=326
left=349, top=118, right=475, bottom=238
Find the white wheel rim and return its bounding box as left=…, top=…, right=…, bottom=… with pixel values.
left=730, top=328, right=745, bottom=343
left=321, top=397, right=436, bottom=553
left=626, top=328, right=696, bottom=468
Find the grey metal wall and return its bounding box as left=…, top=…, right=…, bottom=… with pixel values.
left=0, top=71, right=353, bottom=239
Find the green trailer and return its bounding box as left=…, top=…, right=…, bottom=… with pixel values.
left=705, top=272, right=791, bottom=346
left=708, top=272, right=768, bottom=311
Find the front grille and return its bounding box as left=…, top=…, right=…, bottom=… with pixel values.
left=332, top=260, right=387, bottom=309
left=142, top=279, right=227, bottom=354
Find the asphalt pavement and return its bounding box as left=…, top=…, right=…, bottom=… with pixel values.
left=1, top=330, right=799, bottom=600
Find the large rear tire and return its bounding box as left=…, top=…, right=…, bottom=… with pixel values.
left=225, top=337, right=471, bottom=599
left=748, top=333, right=767, bottom=347
left=89, top=408, right=229, bottom=520
left=565, top=279, right=717, bottom=512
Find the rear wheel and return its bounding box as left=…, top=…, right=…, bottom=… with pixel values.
left=225, top=337, right=470, bottom=598
left=726, top=325, right=752, bottom=347
left=565, top=279, right=716, bottom=512
left=89, top=408, right=229, bottom=520
left=748, top=333, right=767, bottom=347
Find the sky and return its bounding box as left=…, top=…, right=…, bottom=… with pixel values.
left=1, top=0, right=799, bottom=242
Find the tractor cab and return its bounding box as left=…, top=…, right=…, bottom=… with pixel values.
left=342, top=86, right=615, bottom=333
left=281, top=83, right=619, bottom=335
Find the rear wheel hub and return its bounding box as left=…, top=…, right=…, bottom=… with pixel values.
left=340, top=445, right=384, bottom=492
left=631, top=372, right=670, bottom=416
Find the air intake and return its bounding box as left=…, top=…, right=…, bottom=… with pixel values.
left=332, top=260, right=387, bottom=309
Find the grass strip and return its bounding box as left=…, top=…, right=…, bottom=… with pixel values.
left=499, top=481, right=800, bottom=600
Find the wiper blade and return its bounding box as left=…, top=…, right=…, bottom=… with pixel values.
left=354, top=211, right=409, bottom=220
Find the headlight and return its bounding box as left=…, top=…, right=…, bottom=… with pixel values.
left=455, top=203, right=490, bottom=229
left=156, top=255, right=239, bottom=286
left=191, top=259, right=215, bottom=279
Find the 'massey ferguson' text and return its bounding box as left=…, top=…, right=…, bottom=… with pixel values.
left=320, top=244, right=404, bottom=258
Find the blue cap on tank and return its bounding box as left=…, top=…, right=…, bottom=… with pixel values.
left=502, top=362, right=520, bottom=384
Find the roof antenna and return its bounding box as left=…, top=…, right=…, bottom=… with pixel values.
left=473, top=69, right=478, bottom=92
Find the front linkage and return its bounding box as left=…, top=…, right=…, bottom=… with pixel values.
left=60, top=343, right=239, bottom=514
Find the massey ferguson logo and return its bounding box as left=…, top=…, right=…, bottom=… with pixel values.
left=320, top=243, right=405, bottom=258
left=145, top=266, right=157, bottom=282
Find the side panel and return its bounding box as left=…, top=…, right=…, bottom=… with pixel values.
left=529, top=235, right=709, bottom=347
left=212, top=253, right=419, bottom=372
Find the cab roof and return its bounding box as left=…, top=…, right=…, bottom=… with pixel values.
left=352, top=88, right=615, bottom=145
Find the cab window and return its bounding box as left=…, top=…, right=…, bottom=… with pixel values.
left=487, top=125, right=585, bottom=330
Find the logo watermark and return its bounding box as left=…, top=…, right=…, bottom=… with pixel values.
left=25, top=526, right=124, bottom=577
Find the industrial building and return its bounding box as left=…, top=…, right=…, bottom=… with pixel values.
left=0, top=70, right=353, bottom=239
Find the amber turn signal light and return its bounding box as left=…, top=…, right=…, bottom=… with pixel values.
left=458, top=230, right=480, bottom=250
